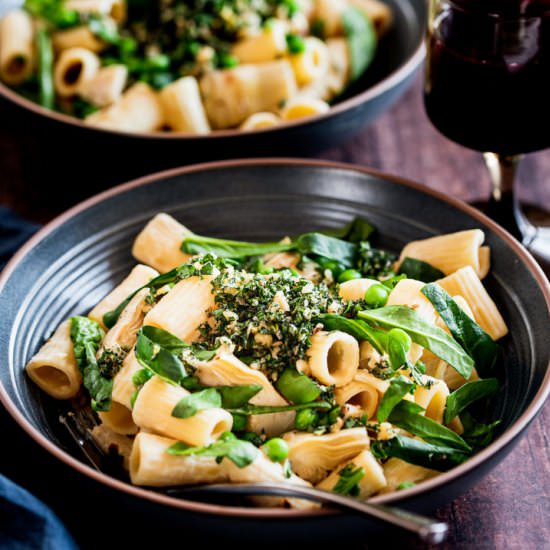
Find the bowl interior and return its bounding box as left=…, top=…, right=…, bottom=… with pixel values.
left=1, top=161, right=548, bottom=507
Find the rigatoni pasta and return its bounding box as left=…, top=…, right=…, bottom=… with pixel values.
left=1, top=0, right=392, bottom=133
left=25, top=212, right=506, bottom=506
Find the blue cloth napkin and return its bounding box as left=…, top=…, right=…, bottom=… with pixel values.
left=0, top=207, right=40, bottom=270
left=0, top=207, right=78, bottom=549
left=0, top=474, right=78, bottom=550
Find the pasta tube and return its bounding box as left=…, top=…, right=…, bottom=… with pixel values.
left=397, top=229, right=489, bottom=279
left=25, top=320, right=81, bottom=400
left=379, top=457, right=438, bottom=493
left=143, top=275, right=214, bottom=343
left=196, top=351, right=294, bottom=437
left=316, top=450, right=387, bottom=498
left=132, top=376, right=233, bottom=446
left=52, top=26, right=105, bottom=53
left=97, top=402, right=138, bottom=435
left=0, top=10, right=34, bottom=86
left=232, top=20, right=287, bottom=63
left=280, top=96, right=330, bottom=121
left=339, top=278, right=378, bottom=301
left=335, top=370, right=389, bottom=419
left=414, top=375, right=450, bottom=424
left=130, top=433, right=228, bottom=487
left=79, top=64, right=127, bottom=107
left=111, top=351, right=141, bottom=409
left=307, top=330, right=360, bottom=387
left=200, top=60, right=297, bottom=129
left=289, top=37, right=330, bottom=86
left=132, top=213, right=192, bottom=273
left=88, top=264, right=159, bottom=329
left=437, top=266, right=508, bottom=340
left=159, top=76, right=210, bottom=134
left=240, top=112, right=280, bottom=130
left=53, top=47, right=100, bottom=97
left=85, top=82, right=164, bottom=132
left=91, top=424, right=133, bottom=469
left=284, top=427, right=369, bottom=483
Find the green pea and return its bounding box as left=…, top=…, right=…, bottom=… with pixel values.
left=364, top=283, right=390, bottom=308
left=263, top=438, right=289, bottom=462
left=388, top=328, right=411, bottom=351
left=337, top=269, right=363, bottom=283
left=295, top=408, right=318, bottom=430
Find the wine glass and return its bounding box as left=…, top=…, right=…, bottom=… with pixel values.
left=424, top=0, right=550, bottom=263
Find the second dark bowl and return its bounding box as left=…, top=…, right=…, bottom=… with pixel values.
left=0, top=0, right=425, bottom=197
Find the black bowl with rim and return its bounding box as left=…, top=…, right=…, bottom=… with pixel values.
left=0, top=0, right=425, bottom=198
left=0, top=159, right=548, bottom=546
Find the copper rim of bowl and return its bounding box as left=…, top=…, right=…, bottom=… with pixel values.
left=1, top=158, right=549, bottom=518
left=0, top=40, right=425, bottom=140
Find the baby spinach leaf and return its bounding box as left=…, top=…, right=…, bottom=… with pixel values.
left=444, top=378, right=499, bottom=424
left=140, top=325, right=187, bottom=354
left=319, top=314, right=388, bottom=354
left=358, top=306, right=474, bottom=379
left=167, top=433, right=259, bottom=468
left=323, top=217, right=375, bottom=243
left=377, top=376, right=416, bottom=422
left=217, top=384, right=263, bottom=409
left=333, top=464, right=365, bottom=496
left=342, top=6, right=377, bottom=81
left=388, top=400, right=472, bottom=452
left=371, top=435, right=469, bottom=471
left=70, top=316, right=112, bottom=411
left=421, top=283, right=500, bottom=374
left=135, top=328, right=187, bottom=384
left=397, top=258, right=444, bottom=282
left=172, top=388, right=222, bottom=419
left=460, top=411, right=501, bottom=449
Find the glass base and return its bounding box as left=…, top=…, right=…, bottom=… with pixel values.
left=470, top=200, right=550, bottom=276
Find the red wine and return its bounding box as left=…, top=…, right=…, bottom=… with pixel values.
left=424, top=0, right=550, bottom=155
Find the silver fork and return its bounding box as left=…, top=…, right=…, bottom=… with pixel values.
left=60, top=410, right=448, bottom=544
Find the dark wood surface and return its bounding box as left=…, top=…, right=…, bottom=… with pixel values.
left=1, top=73, right=549, bottom=550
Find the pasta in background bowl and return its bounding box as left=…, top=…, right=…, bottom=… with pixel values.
left=0, top=0, right=425, bottom=190
left=1, top=159, right=548, bottom=545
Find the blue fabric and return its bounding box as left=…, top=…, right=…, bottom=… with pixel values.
left=0, top=474, right=78, bottom=550
left=1, top=208, right=78, bottom=549
left=0, top=207, right=40, bottom=270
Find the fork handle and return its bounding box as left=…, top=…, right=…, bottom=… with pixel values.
left=181, top=482, right=448, bottom=544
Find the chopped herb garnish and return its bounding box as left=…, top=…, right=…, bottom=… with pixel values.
left=333, top=464, right=365, bottom=497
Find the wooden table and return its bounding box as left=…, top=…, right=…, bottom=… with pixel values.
left=1, top=73, right=549, bottom=549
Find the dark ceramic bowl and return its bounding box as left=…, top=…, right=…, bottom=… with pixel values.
left=0, top=0, right=425, bottom=191
left=1, top=159, right=549, bottom=546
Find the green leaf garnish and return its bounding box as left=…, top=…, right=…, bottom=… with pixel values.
left=444, top=378, right=499, bottom=425
left=172, top=388, right=222, bottom=419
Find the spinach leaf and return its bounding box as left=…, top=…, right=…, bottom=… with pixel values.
left=217, top=384, right=263, bottom=409
left=275, top=368, right=322, bottom=404
left=140, top=325, right=188, bottom=354
left=228, top=401, right=332, bottom=416
left=377, top=376, right=415, bottom=422
left=135, top=328, right=187, bottom=384
left=36, top=30, right=55, bottom=110
left=387, top=329, right=411, bottom=370
left=167, top=433, right=259, bottom=468
left=397, top=258, right=444, bottom=283
left=359, top=306, right=474, bottom=379
left=319, top=314, right=388, bottom=354
left=388, top=400, right=471, bottom=452
left=333, top=464, right=365, bottom=497
left=421, top=283, right=500, bottom=374
left=70, top=316, right=112, bottom=411
left=172, top=388, right=222, bottom=419
left=25, top=0, right=79, bottom=28
left=371, top=435, right=469, bottom=471
left=460, top=411, right=501, bottom=449
left=342, top=6, right=377, bottom=81
left=444, top=378, right=499, bottom=424
left=181, top=232, right=357, bottom=268
left=323, top=217, right=375, bottom=243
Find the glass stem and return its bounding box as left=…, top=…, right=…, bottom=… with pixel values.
left=483, top=153, right=535, bottom=244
